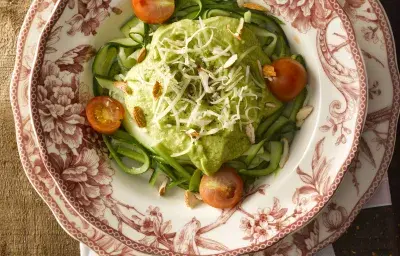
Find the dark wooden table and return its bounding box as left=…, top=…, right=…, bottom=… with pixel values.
left=0, top=0, right=399, bottom=255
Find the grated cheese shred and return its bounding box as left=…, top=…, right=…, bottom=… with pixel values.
left=135, top=19, right=268, bottom=157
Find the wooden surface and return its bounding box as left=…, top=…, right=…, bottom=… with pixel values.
left=0, top=1, right=399, bottom=256
left=0, top=0, right=79, bottom=255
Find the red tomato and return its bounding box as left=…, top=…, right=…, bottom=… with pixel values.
left=267, top=58, right=307, bottom=102
left=86, top=96, right=125, bottom=135
left=199, top=166, right=244, bottom=209
left=131, top=0, right=175, bottom=24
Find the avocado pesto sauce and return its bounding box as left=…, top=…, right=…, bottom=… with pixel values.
left=92, top=0, right=308, bottom=195
left=123, top=17, right=282, bottom=175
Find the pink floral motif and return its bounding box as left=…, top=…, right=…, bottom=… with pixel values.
left=292, top=220, right=320, bottom=254
left=37, top=44, right=95, bottom=155
left=22, top=118, right=55, bottom=189
left=345, top=0, right=366, bottom=8
left=262, top=240, right=302, bottom=256
left=37, top=0, right=57, bottom=12
left=240, top=198, right=289, bottom=244
left=139, top=216, right=155, bottom=233
left=66, top=0, right=122, bottom=36
left=293, top=138, right=333, bottom=207
left=317, top=26, right=359, bottom=145
left=240, top=218, right=255, bottom=237
left=264, top=0, right=333, bottom=32
left=61, top=148, right=114, bottom=218
left=20, top=44, right=36, bottom=106
left=55, top=44, right=96, bottom=73
left=322, top=202, right=348, bottom=232
left=38, top=61, right=85, bottom=154
left=362, top=25, right=379, bottom=43
left=369, top=81, right=381, bottom=99
left=253, top=223, right=269, bottom=243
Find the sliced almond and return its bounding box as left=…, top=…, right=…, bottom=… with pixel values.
left=194, top=193, right=203, bottom=201
left=279, top=138, right=289, bottom=168
left=236, top=18, right=245, bottom=39
left=226, top=24, right=242, bottom=40
left=243, top=3, right=269, bottom=12
left=223, top=54, right=238, bottom=69
left=265, top=102, right=276, bottom=108
left=263, top=65, right=277, bottom=78
left=133, top=106, right=146, bottom=128
left=152, top=81, right=162, bottom=100
left=113, top=81, right=132, bottom=94
left=198, top=68, right=211, bottom=93
left=296, top=119, right=305, bottom=128
left=184, top=190, right=201, bottom=208
left=296, top=105, right=314, bottom=122
left=158, top=178, right=168, bottom=196
left=137, top=47, right=147, bottom=63
left=245, top=123, right=255, bottom=144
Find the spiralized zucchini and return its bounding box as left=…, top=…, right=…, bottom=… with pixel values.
left=91, top=0, right=309, bottom=192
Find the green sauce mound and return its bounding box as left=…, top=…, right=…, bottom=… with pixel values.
left=124, top=16, right=282, bottom=175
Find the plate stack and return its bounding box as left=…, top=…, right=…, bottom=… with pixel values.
left=10, top=0, right=399, bottom=255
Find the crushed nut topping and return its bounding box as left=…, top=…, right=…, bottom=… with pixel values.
left=263, top=65, right=277, bottom=78
left=185, top=190, right=201, bottom=208
left=133, top=106, right=146, bottom=128
left=137, top=47, right=147, bottom=63
left=152, top=81, right=162, bottom=100
left=243, top=3, right=269, bottom=12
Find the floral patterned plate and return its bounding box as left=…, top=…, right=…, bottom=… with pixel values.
left=10, top=0, right=399, bottom=255
left=25, top=0, right=368, bottom=254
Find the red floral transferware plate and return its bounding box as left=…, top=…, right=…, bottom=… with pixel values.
left=10, top=0, right=399, bottom=255
left=26, top=0, right=367, bottom=254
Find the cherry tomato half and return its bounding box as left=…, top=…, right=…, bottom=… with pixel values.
left=86, top=96, right=125, bottom=135
left=199, top=166, right=244, bottom=209
left=267, top=58, right=307, bottom=102
left=131, top=0, right=175, bottom=24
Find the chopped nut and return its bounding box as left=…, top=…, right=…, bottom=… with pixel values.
left=296, top=119, right=305, bottom=128
left=113, top=81, right=132, bottom=94
left=279, top=138, right=289, bottom=168
left=226, top=24, right=242, bottom=40
left=263, top=65, right=277, bottom=78
left=133, top=106, right=146, bottom=128
left=186, top=129, right=200, bottom=139
left=265, top=102, right=276, bottom=108
left=194, top=193, right=203, bottom=201
left=245, top=123, right=255, bottom=144
left=243, top=3, right=269, bottom=12
left=185, top=190, right=201, bottom=208
left=137, top=47, right=147, bottom=63
left=224, top=54, right=238, bottom=69
left=158, top=178, right=168, bottom=196
left=296, top=105, right=314, bottom=123
left=152, top=81, right=162, bottom=100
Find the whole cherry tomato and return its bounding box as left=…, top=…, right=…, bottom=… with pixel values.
left=86, top=96, right=125, bottom=135
left=131, top=0, right=175, bottom=24
left=199, top=166, right=244, bottom=209
left=267, top=58, right=307, bottom=102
